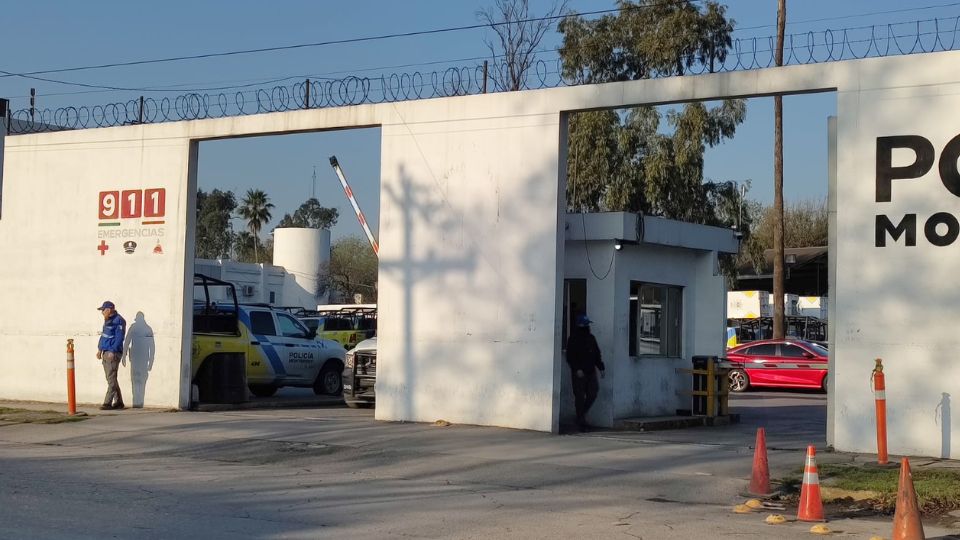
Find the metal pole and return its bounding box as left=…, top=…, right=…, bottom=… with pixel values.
left=0, top=98, right=7, bottom=219
left=482, top=61, right=488, bottom=94
left=304, top=79, right=311, bottom=109
left=0, top=97, right=7, bottom=131
left=329, top=156, right=379, bottom=256
left=138, top=96, right=144, bottom=124
left=739, top=183, right=745, bottom=231
left=29, top=88, right=36, bottom=122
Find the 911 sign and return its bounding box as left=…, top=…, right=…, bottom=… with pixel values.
left=99, top=188, right=166, bottom=220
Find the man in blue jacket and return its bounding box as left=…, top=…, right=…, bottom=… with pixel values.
left=97, top=301, right=126, bottom=410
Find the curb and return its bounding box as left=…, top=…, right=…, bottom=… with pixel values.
left=191, top=397, right=345, bottom=412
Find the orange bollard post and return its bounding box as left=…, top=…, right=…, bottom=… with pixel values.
left=872, top=358, right=888, bottom=465
left=66, top=339, right=76, bottom=416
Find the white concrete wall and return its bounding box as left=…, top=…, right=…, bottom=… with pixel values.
left=375, top=104, right=562, bottom=432
left=0, top=127, right=193, bottom=408
left=833, top=68, right=960, bottom=458
left=1, top=51, right=959, bottom=448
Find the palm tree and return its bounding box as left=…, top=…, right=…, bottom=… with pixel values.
left=237, top=189, right=274, bottom=263
left=772, top=0, right=787, bottom=339
left=233, top=231, right=256, bottom=263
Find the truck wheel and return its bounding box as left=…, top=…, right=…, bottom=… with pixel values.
left=314, top=363, right=343, bottom=395
left=249, top=384, right=278, bottom=398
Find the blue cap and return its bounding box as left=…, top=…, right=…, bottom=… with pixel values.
left=98, top=300, right=116, bottom=311
left=576, top=314, right=592, bottom=327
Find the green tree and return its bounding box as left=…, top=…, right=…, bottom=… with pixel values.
left=325, top=236, right=378, bottom=303
left=558, top=0, right=733, bottom=83
left=195, top=189, right=236, bottom=259
left=233, top=231, right=257, bottom=264
left=746, top=199, right=827, bottom=255
left=237, top=189, right=274, bottom=263
left=559, top=0, right=746, bottom=226
left=276, top=198, right=339, bottom=230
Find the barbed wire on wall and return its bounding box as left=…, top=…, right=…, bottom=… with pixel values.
left=6, top=15, right=960, bottom=134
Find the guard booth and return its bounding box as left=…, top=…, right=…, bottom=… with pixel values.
left=560, top=213, right=740, bottom=429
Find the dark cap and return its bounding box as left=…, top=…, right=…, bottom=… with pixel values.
left=97, top=301, right=116, bottom=311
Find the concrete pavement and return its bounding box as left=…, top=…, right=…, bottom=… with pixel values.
left=0, top=394, right=957, bottom=539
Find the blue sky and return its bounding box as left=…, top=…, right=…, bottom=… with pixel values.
left=3, top=0, right=958, bottom=240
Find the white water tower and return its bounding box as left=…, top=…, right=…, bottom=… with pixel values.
left=273, top=227, right=331, bottom=308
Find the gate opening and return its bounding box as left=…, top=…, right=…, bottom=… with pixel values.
left=189, top=128, right=381, bottom=407
left=559, top=92, right=836, bottom=445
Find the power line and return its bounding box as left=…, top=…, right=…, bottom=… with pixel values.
left=733, top=1, right=960, bottom=32
left=5, top=2, right=958, bottom=101
left=1, top=50, right=510, bottom=97
left=0, top=1, right=698, bottom=80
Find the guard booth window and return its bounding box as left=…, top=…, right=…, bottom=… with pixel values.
left=630, top=282, right=682, bottom=357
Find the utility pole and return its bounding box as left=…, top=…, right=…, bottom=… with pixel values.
left=773, top=0, right=787, bottom=339
left=739, top=183, right=746, bottom=232
left=312, top=166, right=317, bottom=200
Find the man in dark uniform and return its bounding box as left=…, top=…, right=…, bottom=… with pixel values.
left=566, top=314, right=605, bottom=431
left=97, top=300, right=126, bottom=410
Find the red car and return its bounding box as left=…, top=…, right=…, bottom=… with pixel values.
left=725, top=339, right=829, bottom=392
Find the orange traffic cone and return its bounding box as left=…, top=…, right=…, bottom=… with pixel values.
left=797, top=445, right=825, bottom=522
left=892, top=457, right=925, bottom=540
left=749, top=427, right=771, bottom=496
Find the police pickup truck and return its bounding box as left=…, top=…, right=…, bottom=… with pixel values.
left=342, top=336, right=377, bottom=408
left=192, top=275, right=347, bottom=398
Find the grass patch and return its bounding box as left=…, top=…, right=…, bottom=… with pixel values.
left=780, top=464, right=960, bottom=516
left=0, top=407, right=89, bottom=425
left=823, top=464, right=960, bottom=514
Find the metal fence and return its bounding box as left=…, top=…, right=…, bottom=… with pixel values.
left=6, top=15, right=960, bottom=134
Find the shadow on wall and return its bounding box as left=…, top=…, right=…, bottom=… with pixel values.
left=378, top=157, right=561, bottom=427
left=379, top=166, right=479, bottom=421
left=123, top=311, right=155, bottom=408
left=937, top=392, right=951, bottom=459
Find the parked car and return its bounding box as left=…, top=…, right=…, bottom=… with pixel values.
left=725, top=339, right=828, bottom=392
left=296, top=306, right=377, bottom=350
left=299, top=315, right=373, bottom=350
left=192, top=283, right=347, bottom=399
left=342, top=337, right=376, bottom=408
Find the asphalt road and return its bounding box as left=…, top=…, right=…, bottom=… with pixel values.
left=0, top=392, right=955, bottom=539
